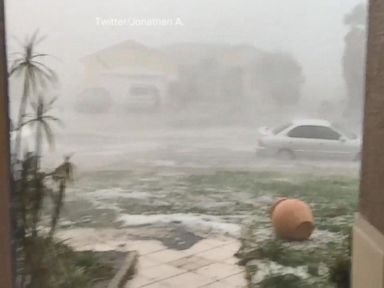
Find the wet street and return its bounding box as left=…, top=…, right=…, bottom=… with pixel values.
left=51, top=117, right=360, bottom=175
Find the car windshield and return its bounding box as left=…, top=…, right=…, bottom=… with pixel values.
left=333, top=124, right=358, bottom=139
left=272, top=122, right=292, bottom=135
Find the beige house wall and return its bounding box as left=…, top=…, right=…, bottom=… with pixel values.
left=353, top=215, right=384, bottom=288
left=352, top=0, right=384, bottom=287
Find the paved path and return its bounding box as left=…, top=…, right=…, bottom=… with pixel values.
left=126, top=238, right=246, bottom=288
left=56, top=228, right=247, bottom=288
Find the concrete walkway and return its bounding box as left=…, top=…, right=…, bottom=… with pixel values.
left=126, top=238, right=246, bottom=288
left=55, top=228, right=246, bottom=288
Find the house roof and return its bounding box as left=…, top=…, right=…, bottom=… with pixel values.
left=81, top=40, right=177, bottom=75
left=81, top=40, right=152, bottom=61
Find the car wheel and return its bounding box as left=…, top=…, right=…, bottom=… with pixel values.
left=277, top=149, right=295, bottom=160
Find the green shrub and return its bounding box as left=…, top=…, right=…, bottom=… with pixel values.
left=259, top=274, right=310, bottom=288
left=328, top=228, right=352, bottom=288
left=329, top=254, right=350, bottom=288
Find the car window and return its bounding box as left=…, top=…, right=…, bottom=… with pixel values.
left=287, top=125, right=315, bottom=138
left=313, top=126, right=341, bottom=140
left=288, top=125, right=341, bottom=140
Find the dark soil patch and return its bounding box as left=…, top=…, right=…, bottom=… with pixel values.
left=137, top=224, right=203, bottom=250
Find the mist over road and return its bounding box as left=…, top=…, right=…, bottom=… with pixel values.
left=48, top=113, right=359, bottom=176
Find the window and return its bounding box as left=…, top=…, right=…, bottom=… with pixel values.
left=288, top=125, right=315, bottom=138
left=288, top=125, right=341, bottom=140
left=314, top=126, right=341, bottom=140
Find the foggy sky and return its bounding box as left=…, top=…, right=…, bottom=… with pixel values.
left=5, top=0, right=365, bottom=104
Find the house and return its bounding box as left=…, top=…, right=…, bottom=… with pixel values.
left=78, top=40, right=177, bottom=112
left=161, top=43, right=264, bottom=106
left=78, top=40, right=303, bottom=119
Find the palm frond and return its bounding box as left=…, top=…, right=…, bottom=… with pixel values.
left=29, top=30, right=39, bottom=46
left=20, top=119, right=37, bottom=128
left=8, top=61, right=26, bottom=76
left=31, top=61, right=58, bottom=82
left=43, top=115, right=64, bottom=127
left=9, top=32, right=56, bottom=90
left=42, top=115, right=60, bottom=122
left=30, top=53, right=49, bottom=59
left=41, top=120, right=55, bottom=149
left=30, top=31, right=46, bottom=47
left=30, top=65, right=56, bottom=87
left=27, top=68, right=39, bottom=93
left=47, top=96, right=58, bottom=107
left=9, top=58, right=26, bottom=67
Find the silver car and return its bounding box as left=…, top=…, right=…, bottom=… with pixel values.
left=256, top=119, right=361, bottom=160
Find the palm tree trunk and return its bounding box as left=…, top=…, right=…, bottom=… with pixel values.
left=34, top=118, right=42, bottom=171
left=14, top=74, right=30, bottom=164
left=48, top=179, right=65, bottom=239
left=13, top=74, right=30, bottom=284
left=31, top=119, right=42, bottom=239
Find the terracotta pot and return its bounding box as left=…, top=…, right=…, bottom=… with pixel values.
left=271, top=198, right=315, bottom=241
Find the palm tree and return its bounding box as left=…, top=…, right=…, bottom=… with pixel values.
left=9, top=31, right=57, bottom=162
left=22, top=94, right=60, bottom=163
left=21, top=94, right=61, bottom=238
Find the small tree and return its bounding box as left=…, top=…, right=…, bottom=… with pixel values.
left=21, top=94, right=62, bottom=238
left=8, top=31, right=57, bottom=161
left=22, top=95, right=61, bottom=163
left=8, top=33, right=77, bottom=288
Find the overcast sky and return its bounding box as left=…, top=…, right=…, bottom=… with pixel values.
left=5, top=0, right=366, bottom=102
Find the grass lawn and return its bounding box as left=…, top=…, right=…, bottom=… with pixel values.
left=229, top=172, right=358, bottom=288
left=62, top=168, right=358, bottom=287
